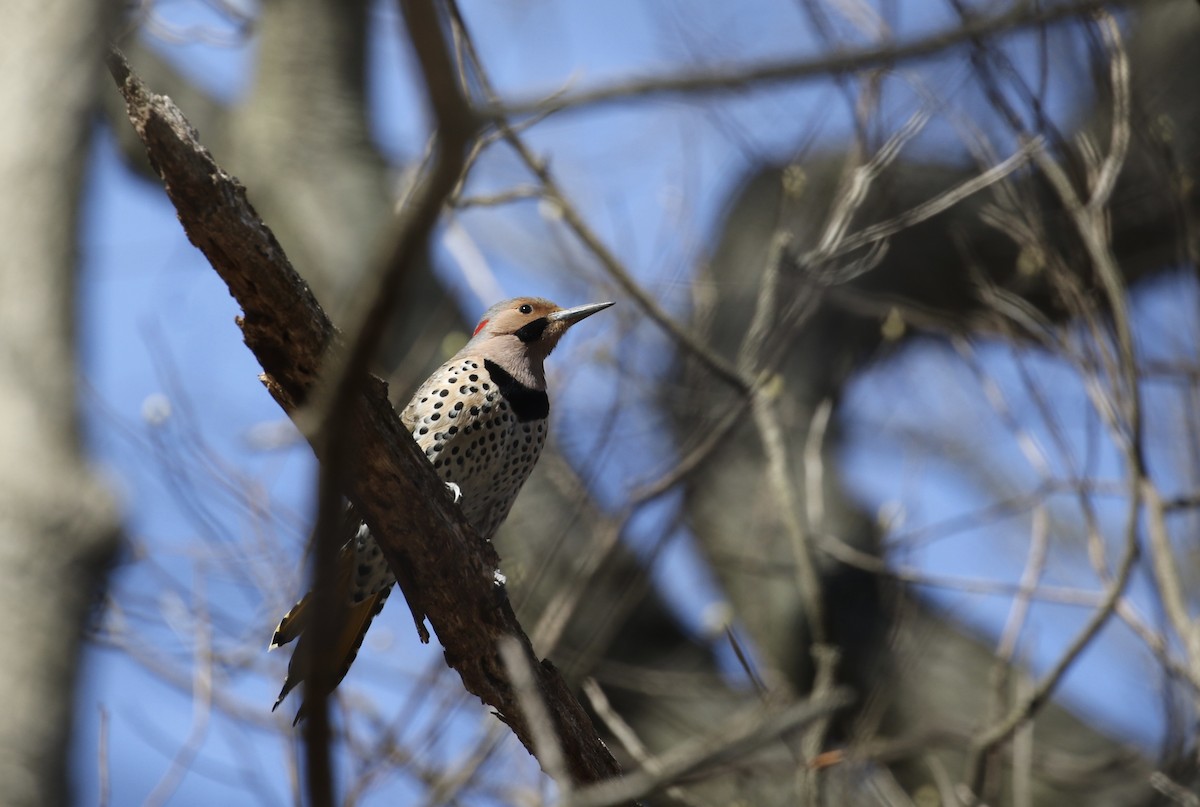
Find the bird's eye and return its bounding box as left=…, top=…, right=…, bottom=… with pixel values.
left=519, top=304, right=533, bottom=314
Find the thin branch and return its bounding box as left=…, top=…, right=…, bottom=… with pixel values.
left=751, top=385, right=825, bottom=644
left=807, top=536, right=1108, bottom=606
left=455, top=186, right=543, bottom=209
left=995, top=508, right=1050, bottom=663
left=482, top=0, right=1165, bottom=118
left=821, top=137, right=1041, bottom=262
left=97, top=707, right=110, bottom=807
left=802, top=399, right=834, bottom=540
left=965, top=506, right=1138, bottom=788
left=737, top=231, right=825, bottom=643
left=629, top=396, right=751, bottom=504
left=144, top=575, right=215, bottom=807
left=725, top=626, right=770, bottom=699
left=563, top=689, right=854, bottom=807
left=582, top=679, right=713, bottom=807
left=966, top=18, right=1144, bottom=788
left=1143, top=482, right=1200, bottom=678
left=814, top=107, right=933, bottom=261
left=500, top=637, right=570, bottom=795
left=1150, top=771, right=1200, bottom=806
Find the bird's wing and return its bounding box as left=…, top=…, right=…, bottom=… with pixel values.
left=399, top=355, right=495, bottom=452
left=399, top=362, right=461, bottom=432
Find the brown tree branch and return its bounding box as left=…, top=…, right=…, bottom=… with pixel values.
left=105, top=41, right=626, bottom=795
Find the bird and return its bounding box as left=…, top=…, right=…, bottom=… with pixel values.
left=268, top=296, right=613, bottom=719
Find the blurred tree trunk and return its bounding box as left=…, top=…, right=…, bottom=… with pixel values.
left=0, top=2, right=122, bottom=805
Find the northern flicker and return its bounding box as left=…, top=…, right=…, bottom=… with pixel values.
left=269, top=296, right=613, bottom=718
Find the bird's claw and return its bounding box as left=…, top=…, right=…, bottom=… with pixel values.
left=445, top=482, right=462, bottom=504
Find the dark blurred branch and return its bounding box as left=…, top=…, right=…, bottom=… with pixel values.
left=105, top=39, right=626, bottom=796
left=301, top=1, right=480, bottom=800
left=484, top=0, right=1166, bottom=117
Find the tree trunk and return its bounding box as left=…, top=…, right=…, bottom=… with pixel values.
left=0, top=2, right=121, bottom=804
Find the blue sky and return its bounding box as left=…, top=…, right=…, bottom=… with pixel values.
left=73, top=1, right=1182, bottom=804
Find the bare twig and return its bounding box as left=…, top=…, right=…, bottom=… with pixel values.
left=629, top=396, right=751, bottom=504
left=738, top=231, right=824, bottom=643
left=814, top=107, right=933, bottom=261
left=995, top=508, right=1050, bottom=663
left=144, top=576, right=214, bottom=807
left=802, top=399, right=834, bottom=539
left=455, top=186, right=543, bottom=209
left=964, top=228, right=1142, bottom=795
left=582, top=679, right=712, bottom=807
left=483, top=0, right=1164, bottom=118
left=1143, top=482, right=1200, bottom=679
left=501, top=637, right=570, bottom=795
left=985, top=505, right=1048, bottom=802
left=725, top=626, right=770, bottom=699
left=824, top=138, right=1041, bottom=262
left=581, top=679, right=652, bottom=769
left=1150, top=771, right=1200, bottom=806
left=965, top=16, right=1144, bottom=790
left=1011, top=662, right=1034, bottom=807
left=563, top=689, right=854, bottom=807
left=809, top=535, right=1107, bottom=606
left=97, top=707, right=110, bottom=807
left=751, top=383, right=825, bottom=644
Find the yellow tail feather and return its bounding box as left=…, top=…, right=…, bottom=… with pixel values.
left=271, top=588, right=391, bottom=722
left=271, top=505, right=392, bottom=721
left=269, top=593, right=310, bottom=650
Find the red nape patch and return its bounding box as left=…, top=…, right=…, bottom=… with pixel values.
left=473, top=318, right=489, bottom=336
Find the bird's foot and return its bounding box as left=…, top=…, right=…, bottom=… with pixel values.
left=445, top=482, right=462, bottom=504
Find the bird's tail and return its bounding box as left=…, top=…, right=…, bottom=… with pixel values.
left=268, top=512, right=392, bottom=723
left=270, top=584, right=391, bottom=723
left=269, top=593, right=311, bottom=651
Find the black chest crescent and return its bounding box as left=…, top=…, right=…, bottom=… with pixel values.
left=484, top=359, right=550, bottom=422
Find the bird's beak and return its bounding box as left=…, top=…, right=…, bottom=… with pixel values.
left=549, top=301, right=614, bottom=326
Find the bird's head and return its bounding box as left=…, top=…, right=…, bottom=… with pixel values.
left=462, top=297, right=613, bottom=384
